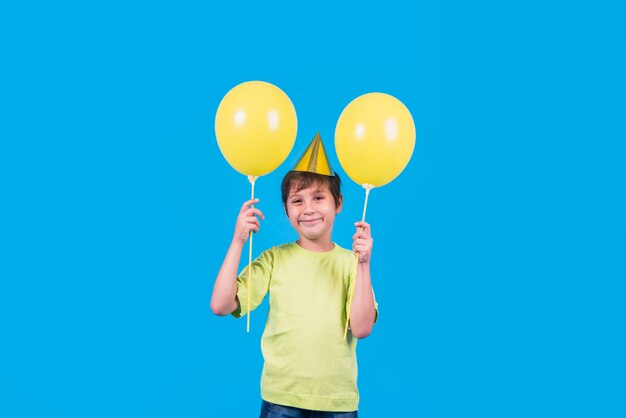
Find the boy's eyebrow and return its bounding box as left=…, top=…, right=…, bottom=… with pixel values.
left=288, top=188, right=327, bottom=198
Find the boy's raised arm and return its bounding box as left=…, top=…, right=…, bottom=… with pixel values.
left=210, top=198, right=264, bottom=316
left=349, top=221, right=377, bottom=338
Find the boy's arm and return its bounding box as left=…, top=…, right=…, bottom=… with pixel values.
left=349, top=221, right=377, bottom=338
left=210, top=198, right=264, bottom=316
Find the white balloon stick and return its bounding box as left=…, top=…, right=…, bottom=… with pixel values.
left=344, top=183, right=375, bottom=340
left=246, top=175, right=258, bottom=333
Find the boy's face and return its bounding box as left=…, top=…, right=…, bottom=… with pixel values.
left=285, top=182, right=342, bottom=243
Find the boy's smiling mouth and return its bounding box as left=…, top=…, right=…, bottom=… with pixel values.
left=298, top=218, right=322, bottom=225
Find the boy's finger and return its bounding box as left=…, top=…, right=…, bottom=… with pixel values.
left=245, top=217, right=260, bottom=228
left=244, top=222, right=260, bottom=233
left=250, top=208, right=265, bottom=219
left=354, top=221, right=371, bottom=233
left=353, top=232, right=368, bottom=240
left=353, top=245, right=369, bottom=254
left=353, top=230, right=370, bottom=240
left=355, top=238, right=370, bottom=246
left=244, top=207, right=265, bottom=220
left=240, top=198, right=260, bottom=213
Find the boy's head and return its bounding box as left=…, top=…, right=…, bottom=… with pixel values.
left=281, top=171, right=342, bottom=213
left=282, top=132, right=342, bottom=242
left=281, top=171, right=343, bottom=242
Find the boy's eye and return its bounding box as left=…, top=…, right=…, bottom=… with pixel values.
left=291, top=199, right=302, bottom=204
left=314, top=195, right=325, bottom=200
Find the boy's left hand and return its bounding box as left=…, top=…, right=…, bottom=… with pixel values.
left=353, top=221, right=373, bottom=264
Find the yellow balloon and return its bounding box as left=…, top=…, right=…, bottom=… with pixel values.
left=215, top=81, right=298, bottom=177
left=335, top=93, right=416, bottom=187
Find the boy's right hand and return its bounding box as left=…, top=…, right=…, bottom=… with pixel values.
left=233, top=198, right=265, bottom=245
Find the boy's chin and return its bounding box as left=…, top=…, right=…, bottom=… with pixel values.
left=298, top=230, right=327, bottom=241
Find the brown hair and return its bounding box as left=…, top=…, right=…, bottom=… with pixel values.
left=281, top=171, right=342, bottom=213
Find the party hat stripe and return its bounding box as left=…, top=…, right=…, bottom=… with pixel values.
left=307, top=139, right=320, bottom=172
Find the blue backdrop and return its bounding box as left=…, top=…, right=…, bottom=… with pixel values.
left=1, top=1, right=625, bottom=417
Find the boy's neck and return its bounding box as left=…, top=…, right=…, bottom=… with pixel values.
left=296, top=237, right=335, bottom=252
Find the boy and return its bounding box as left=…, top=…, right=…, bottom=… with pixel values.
left=211, top=133, right=378, bottom=417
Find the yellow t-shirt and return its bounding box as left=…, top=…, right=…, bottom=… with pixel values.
left=231, top=242, right=378, bottom=412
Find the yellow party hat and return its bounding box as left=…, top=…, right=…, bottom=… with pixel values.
left=291, top=132, right=335, bottom=176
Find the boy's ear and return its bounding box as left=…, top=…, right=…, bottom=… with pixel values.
left=336, top=194, right=343, bottom=214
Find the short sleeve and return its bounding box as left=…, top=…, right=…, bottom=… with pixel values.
left=231, top=248, right=274, bottom=318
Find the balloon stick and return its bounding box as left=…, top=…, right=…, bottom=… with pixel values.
left=247, top=175, right=258, bottom=333
left=344, top=183, right=374, bottom=340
